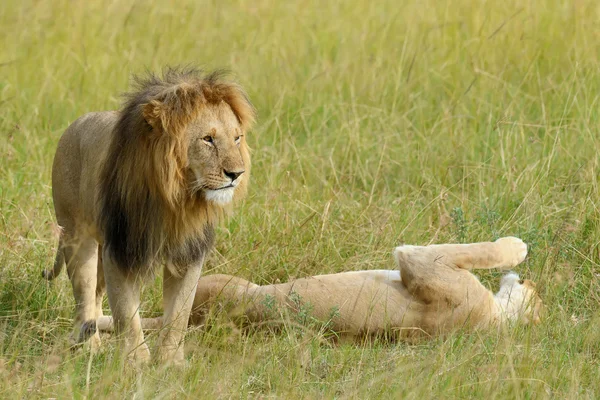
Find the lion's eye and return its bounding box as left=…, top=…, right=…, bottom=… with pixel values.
left=202, top=136, right=214, bottom=144
left=519, top=279, right=524, bottom=285
left=235, top=135, right=243, bottom=145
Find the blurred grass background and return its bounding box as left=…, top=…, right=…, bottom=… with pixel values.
left=1, top=0, right=599, bottom=397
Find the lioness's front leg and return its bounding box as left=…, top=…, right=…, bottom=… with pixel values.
left=156, top=261, right=204, bottom=365
left=102, top=248, right=150, bottom=363
left=394, top=237, right=528, bottom=305
left=402, top=237, right=527, bottom=271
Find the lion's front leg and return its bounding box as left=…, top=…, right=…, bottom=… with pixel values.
left=102, top=248, right=150, bottom=363
left=156, top=261, right=203, bottom=365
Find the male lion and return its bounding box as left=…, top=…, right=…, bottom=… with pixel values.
left=45, top=67, right=255, bottom=363
left=98, top=237, right=544, bottom=340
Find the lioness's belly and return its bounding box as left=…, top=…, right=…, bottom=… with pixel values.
left=252, top=270, right=426, bottom=335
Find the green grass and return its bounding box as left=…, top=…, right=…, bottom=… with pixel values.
left=1, top=0, right=600, bottom=397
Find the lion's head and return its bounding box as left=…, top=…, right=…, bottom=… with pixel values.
left=100, top=67, right=255, bottom=272
left=179, top=101, right=248, bottom=206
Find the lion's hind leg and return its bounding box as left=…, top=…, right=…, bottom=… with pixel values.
left=95, top=245, right=106, bottom=319
left=63, top=235, right=102, bottom=350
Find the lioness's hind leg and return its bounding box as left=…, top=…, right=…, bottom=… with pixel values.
left=63, top=236, right=101, bottom=349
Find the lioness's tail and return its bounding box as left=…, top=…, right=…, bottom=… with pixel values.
left=43, top=240, right=65, bottom=280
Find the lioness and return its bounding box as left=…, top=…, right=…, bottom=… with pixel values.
left=97, top=237, right=543, bottom=339
left=47, top=67, right=255, bottom=363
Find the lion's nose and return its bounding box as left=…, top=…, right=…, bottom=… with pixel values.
left=224, top=170, right=244, bottom=181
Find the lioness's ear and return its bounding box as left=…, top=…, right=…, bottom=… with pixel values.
left=524, top=279, right=537, bottom=288
left=393, top=246, right=406, bottom=266
left=142, top=100, right=163, bottom=130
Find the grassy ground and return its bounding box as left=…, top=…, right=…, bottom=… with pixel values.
left=1, top=0, right=600, bottom=397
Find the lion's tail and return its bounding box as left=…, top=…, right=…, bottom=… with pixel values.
left=43, top=240, right=65, bottom=280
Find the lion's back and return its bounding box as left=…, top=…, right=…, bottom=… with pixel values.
left=52, top=111, right=118, bottom=234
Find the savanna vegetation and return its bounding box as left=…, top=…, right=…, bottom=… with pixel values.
left=1, top=0, right=599, bottom=397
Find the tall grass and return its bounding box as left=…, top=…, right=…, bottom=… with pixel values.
left=1, top=0, right=599, bottom=397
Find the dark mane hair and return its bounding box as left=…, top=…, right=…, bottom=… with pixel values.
left=99, top=67, right=255, bottom=272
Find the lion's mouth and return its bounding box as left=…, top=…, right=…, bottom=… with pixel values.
left=216, top=178, right=242, bottom=190
left=214, top=184, right=235, bottom=190
left=204, top=185, right=235, bottom=205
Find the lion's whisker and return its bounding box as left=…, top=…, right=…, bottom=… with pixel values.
left=188, top=179, right=208, bottom=194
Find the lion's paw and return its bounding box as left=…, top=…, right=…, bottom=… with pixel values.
left=494, top=236, right=527, bottom=268
left=126, top=342, right=151, bottom=365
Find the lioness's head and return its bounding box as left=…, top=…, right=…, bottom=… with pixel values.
left=496, top=272, right=544, bottom=325
left=139, top=69, right=255, bottom=208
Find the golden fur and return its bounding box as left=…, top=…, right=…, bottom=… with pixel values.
left=98, top=237, right=544, bottom=341
left=47, top=67, right=255, bottom=363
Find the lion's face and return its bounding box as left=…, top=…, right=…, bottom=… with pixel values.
left=186, top=102, right=249, bottom=205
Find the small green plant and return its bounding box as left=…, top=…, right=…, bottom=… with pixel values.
left=477, top=205, right=501, bottom=238
left=261, top=293, right=277, bottom=319
left=450, top=207, right=468, bottom=242
left=288, top=291, right=315, bottom=326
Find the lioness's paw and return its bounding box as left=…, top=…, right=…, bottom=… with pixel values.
left=495, top=237, right=527, bottom=268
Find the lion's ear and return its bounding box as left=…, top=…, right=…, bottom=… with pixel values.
left=142, top=100, right=164, bottom=130
left=220, top=85, right=256, bottom=132
left=142, top=85, right=200, bottom=133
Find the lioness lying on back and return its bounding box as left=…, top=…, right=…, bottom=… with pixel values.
left=98, top=237, right=543, bottom=339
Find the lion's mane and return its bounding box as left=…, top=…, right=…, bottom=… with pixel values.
left=99, top=67, right=255, bottom=272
